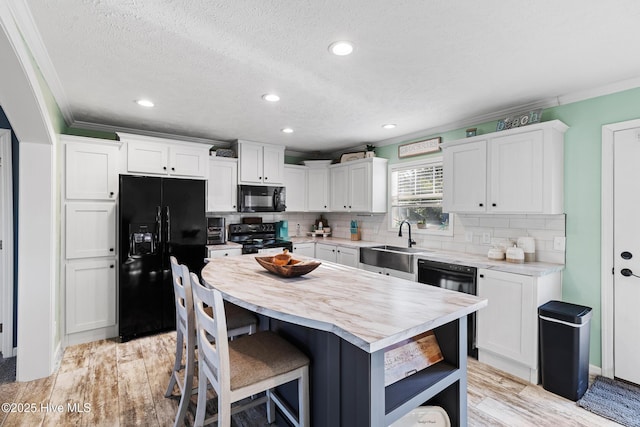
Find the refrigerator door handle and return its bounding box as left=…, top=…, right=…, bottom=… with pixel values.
left=165, top=205, right=171, bottom=243
left=156, top=206, right=162, bottom=245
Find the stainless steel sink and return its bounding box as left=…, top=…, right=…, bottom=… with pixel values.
left=359, top=245, right=428, bottom=273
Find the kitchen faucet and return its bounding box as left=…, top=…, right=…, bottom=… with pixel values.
left=398, top=220, right=416, bottom=248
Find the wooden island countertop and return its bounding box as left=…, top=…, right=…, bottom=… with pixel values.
left=201, top=254, right=487, bottom=353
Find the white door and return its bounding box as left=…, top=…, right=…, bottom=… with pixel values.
left=66, top=143, right=118, bottom=200
left=329, top=166, right=349, bottom=211
left=442, top=140, right=487, bottom=212
left=169, top=146, right=207, bottom=177
left=66, top=259, right=116, bottom=333
left=283, top=166, right=307, bottom=211
left=208, top=158, right=237, bottom=211
left=262, top=145, right=285, bottom=184
left=66, top=202, right=116, bottom=259
left=613, top=127, right=640, bottom=385
left=348, top=162, right=370, bottom=212
left=0, top=130, right=12, bottom=356
left=238, top=142, right=263, bottom=184
left=307, top=167, right=329, bottom=211
left=127, top=141, right=169, bottom=175
left=315, top=244, right=337, bottom=262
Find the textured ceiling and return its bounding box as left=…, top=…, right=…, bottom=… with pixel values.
left=17, top=0, right=640, bottom=152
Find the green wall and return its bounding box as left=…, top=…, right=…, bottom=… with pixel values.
left=377, top=86, right=640, bottom=367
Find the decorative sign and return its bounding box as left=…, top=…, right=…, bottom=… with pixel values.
left=398, top=137, right=441, bottom=158
left=496, top=109, right=542, bottom=131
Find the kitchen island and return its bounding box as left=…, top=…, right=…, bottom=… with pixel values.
left=201, top=255, right=487, bottom=426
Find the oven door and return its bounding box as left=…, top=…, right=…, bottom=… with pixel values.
left=238, top=185, right=286, bottom=212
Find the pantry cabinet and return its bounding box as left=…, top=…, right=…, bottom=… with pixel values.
left=234, top=140, right=285, bottom=185
left=442, top=120, right=567, bottom=214
left=329, top=157, right=387, bottom=213
left=66, top=259, right=116, bottom=334
left=208, top=158, right=238, bottom=212
left=65, top=138, right=119, bottom=200
left=65, top=202, right=116, bottom=259
left=119, top=133, right=209, bottom=178
left=476, top=268, right=562, bottom=383
left=283, top=165, right=308, bottom=211
left=316, top=243, right=359, bottom=268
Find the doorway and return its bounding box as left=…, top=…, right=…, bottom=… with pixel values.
left=0, top=129, right=13, bottom=357
left=602, top=119, right=640, bottom=385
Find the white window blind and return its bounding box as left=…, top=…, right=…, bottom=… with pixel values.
left=392, top=164, right=443, bottom=208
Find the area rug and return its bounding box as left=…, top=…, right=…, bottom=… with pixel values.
left=577, top=375, right=640, bottom=427
left=0, top=356, right=16, bottom=384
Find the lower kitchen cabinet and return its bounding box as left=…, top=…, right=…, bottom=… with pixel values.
left=292, top=242, right=315, bottom=257
left=66, top=259, right=116, bottom=334
left=316, top=243, right=359, bottom=268
left=361, top=264, right=416, bottom=281
left=208, top=247, right=243, bottom=258
left=476, top=268, right=561, bottom=383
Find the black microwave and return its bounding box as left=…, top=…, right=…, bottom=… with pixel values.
left=237, top=185, right=286, bottom=212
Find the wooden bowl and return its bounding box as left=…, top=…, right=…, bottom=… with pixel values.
left=255, top=256, right=322, bottom=278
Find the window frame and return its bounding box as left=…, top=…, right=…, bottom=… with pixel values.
left=387, top=157, right=454, bottom=236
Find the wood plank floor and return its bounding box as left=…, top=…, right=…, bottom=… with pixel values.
left=0, top=332, right=620, bottom=426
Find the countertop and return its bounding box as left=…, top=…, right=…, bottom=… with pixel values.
left=287, top=236, right=564, bottom=277
left=201, top=254, right=487, bottom=353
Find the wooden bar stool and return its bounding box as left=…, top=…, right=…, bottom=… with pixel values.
left=191, top=273, right=310, bottom=427
left=164, top=256, right=257, bottom=427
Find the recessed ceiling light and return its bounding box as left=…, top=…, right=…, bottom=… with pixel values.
left=136, top=99, right=154, bottom=107
left=329, top=41, right=354, bottom=56
left=262, top=93, right=280, bottom=102
left=382, top=124, right=397, bottom=129
left=281, top=128, right=294, bottom=134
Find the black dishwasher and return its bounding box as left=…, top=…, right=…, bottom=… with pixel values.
left=417, top=258, right=478, bottom=358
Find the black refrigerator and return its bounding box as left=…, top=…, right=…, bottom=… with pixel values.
left=118, top=175, right=206, bottom=342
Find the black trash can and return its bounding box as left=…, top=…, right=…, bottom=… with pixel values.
left=538, top=300, right=592, bottom=401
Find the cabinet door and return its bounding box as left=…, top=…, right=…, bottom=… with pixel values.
left=262, top=145, right=285, bottom=184
left=66, top=143, right=119, bottom=200
left=283, top=166, right=307, bottom=211
left=127, top=141, right=169, bottom=175
left=442, top=141, right=487, bottom=212
left=336, top=246, right=359, bottom=268
left=329, top=166, right=349, bottom=211
left=477, top=269, right=535, bottom=366
left=208, top=248, right=242, bottom=258
left=307, top=167, right=329, bottom=211
left=315, top=243, right=337, bottom=262
left=349, top=162, right=371, bottom=212
left=489, top=130, right=544, bottom=213
left=169, top=146, right=208, bottom=177
left=66, top=202, right=116, bottom=259
left=238, top=142, right=264, bottom=184
left=292, top=243, right=315, bottom=257
left=208, top=159, right=238, bottom=211
left=66, top=259, right=116, bottom=333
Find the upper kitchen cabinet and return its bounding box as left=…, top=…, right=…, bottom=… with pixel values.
left=233, top=140, right=285, bottom=185
left=64, top=135, right=120, bottom=200
left=329, top=157, right=387, bottom=213
left=207, top=157, right=238, bottom=212
left=307, top=164, right=329, bottom=211
left=119, top=132, right=209, bottom=178
left=442, top=120, right=567, bottom=214
left=283, top=165, right=308, bottom=211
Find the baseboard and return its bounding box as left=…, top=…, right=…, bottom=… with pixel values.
left=11, top=346, right=17, bottom=357
left=589, top=364, right=602, bottom=377
left=53, top=341, right=63, bottom=372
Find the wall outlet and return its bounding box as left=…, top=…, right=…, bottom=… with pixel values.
left=482, top=232, right=491, bottom=244
left=553, top=236, right=566, bottom=251
left=465, top=231, right=473, bottom=242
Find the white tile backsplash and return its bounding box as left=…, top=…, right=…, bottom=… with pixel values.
left=208, top=211, right=566, bottom=264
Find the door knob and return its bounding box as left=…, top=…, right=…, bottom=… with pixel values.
left=621, top=251, right=633, bottom=260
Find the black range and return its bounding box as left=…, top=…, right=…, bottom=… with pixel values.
left=228, top=222, right=293, bottom=254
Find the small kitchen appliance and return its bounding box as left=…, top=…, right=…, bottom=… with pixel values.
left=517, top=236, right=536, bottom=262
left=206, top=217, right=226, bottom=245
left=276, top=220, right=289, bottom=239
left=228, top=222, right=293, bottom=254
left=237, top=185, right=286, bottom=213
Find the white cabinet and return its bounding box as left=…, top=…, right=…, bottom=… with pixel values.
left=477, top=268, right=562, bottom=383
left=329, top=157, right=387, bottom=213
left=307, top=166, right=329, bottom=211
left=292, top=242, right=315, bottom=257
left=66, top=202, right=116, bottom=259
left=316, top=243, right=359, bottom=268
left=65, top=138, right=119, bottom=200
left=208, top=247, right=243, bottom=258
left=361, top=264, right=416, bottom=281
left=66, top=259, right=116, bottom=333
left=283, top=165, right=308, bottom=211
left=119, top=133, right=209, bottom=178
left=234, top=140, right=285, bottom=185
left=208, top=158, right=238, bottom=212
left=442, top=120, right=567, bottom=214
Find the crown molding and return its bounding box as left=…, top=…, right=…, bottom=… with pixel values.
left=72, top=120, right=228, bottom=146
left=7, top=0, right=74, bottom=126
left=557, top=75, right=640, bottom=105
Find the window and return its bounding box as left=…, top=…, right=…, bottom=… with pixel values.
left=389, top=158, right=452, bottom=234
